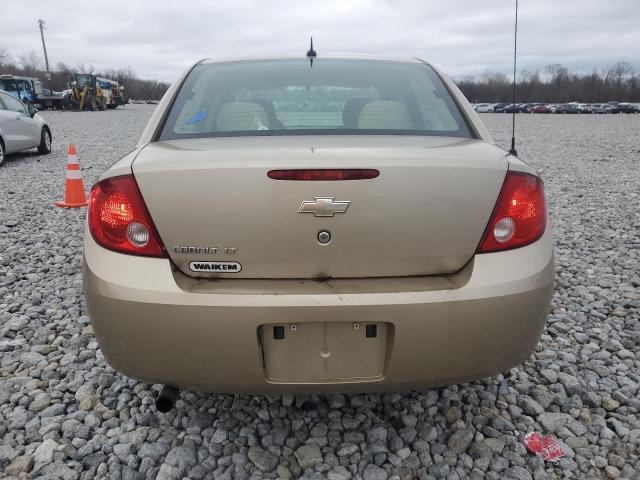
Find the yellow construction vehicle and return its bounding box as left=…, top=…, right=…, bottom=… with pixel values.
left=63, top=73, right=108, bottom=111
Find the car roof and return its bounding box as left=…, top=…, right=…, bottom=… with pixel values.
left=199, top=53, right=428, bottom=66
left=0, top=75, right=38, bottom=81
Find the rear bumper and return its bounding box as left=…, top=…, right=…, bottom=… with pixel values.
left=83, top=229, right=554, bottom=394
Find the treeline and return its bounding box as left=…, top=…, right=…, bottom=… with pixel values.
left=456, top=62, right=640, bottom=103
left=0, top=47, right=169, bottom=100
left=2, top=46, right=638, bottom=103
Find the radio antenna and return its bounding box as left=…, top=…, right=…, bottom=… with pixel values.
left=508, top=0, right=519, bottom=156
left=306, top=37, right=317, bottom=67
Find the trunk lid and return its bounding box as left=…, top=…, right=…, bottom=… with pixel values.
left=132, top=136, right=507, bottom=279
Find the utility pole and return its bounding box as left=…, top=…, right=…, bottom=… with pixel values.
left=37, top=19, right=51, bottom=88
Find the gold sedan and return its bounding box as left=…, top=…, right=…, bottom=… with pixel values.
left=83, top=56, right=553, bottom=407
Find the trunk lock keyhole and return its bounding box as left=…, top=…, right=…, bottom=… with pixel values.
left=318, top=230, right=331, bottom=245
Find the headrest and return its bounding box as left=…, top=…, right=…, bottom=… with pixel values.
left=357, top=101, right=413, bottom=130
left=216, top=101, right=269, bottom=131
left=248, top=98, right=284, bottom=129
left=342, top=97, right=371, bottom=128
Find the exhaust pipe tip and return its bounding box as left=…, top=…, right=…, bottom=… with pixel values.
left=156, top=385, right=179, bottom=413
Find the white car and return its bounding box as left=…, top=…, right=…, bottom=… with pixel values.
left=474, top=103, right=494, bottom=113
left=0, top=90, right=52, bottom=165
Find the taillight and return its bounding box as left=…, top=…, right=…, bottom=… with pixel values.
left=476, top=171, right=547, bottom=253
left=88, top=175, right=166, bottom=257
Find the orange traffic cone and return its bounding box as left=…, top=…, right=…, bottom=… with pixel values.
left=54, top=144, right=88, bottom=208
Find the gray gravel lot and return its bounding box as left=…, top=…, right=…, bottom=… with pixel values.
left=1, top=106, right=639, bottom=479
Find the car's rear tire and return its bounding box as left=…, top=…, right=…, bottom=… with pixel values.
left=38, top=127, right=52, bottom=154
left=0, top=139, right=5, bottom=166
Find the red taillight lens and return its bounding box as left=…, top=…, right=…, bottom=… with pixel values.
left=88, top=175, right=166, bottom=257
left=268, top=169, right=379, bottom=181
left=476, top=171, right=547, bottom=253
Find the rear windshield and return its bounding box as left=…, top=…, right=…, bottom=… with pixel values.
left=159, top=59, right=473, bottom=140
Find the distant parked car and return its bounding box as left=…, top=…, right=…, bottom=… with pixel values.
left=474, top=103, right=494, bottom=113
left=531, top=104, right=552, bottom=113
left=0, top=90, right=52, bottom=165
left=493, top=103, right=509, bottom=113
left=591, top=104, right=610, bottom=114
left=609, top=103, right=637, bottom=114
left=525, top=103, right=549, bottom=113
left=556, top=104, right=580, bottom=114
left=519, top=103, right=538, bottom=113
left=500, top=104, right=522, bottom=113
left=577, top=104, right=593, bottom=114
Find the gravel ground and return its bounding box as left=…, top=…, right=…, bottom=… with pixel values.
left=1, top=107, right=639, bottom=480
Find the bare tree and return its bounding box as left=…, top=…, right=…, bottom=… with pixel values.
left=55, top=62, right=71, bottom=72
left=78, top=63, right=95, bottom=74
left=545, top=64, right=569, bottom=101
left=52, top=62, right=74, bottom=90
left=516, top=69, right=545, bottom=102
left=0, top=46, right=14, bottom=68
left=18, top=50, right=42, bottom=76
left=608, top=61, right=634, bottom=82
left=606, top=61, right=634, bottom=99
left=456, top=61, right=639, bottom=103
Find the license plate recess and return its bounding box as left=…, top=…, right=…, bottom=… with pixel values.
left=260, top=322, right=388, bottom=382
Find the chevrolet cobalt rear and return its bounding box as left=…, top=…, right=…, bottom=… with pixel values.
left=83, top=56, right=553, bottom=394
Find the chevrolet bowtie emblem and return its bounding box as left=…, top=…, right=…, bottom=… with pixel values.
left=298, top=197, right=351, bottom=217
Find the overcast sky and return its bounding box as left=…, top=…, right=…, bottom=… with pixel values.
left=1, top=0, right=638, bottom=82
